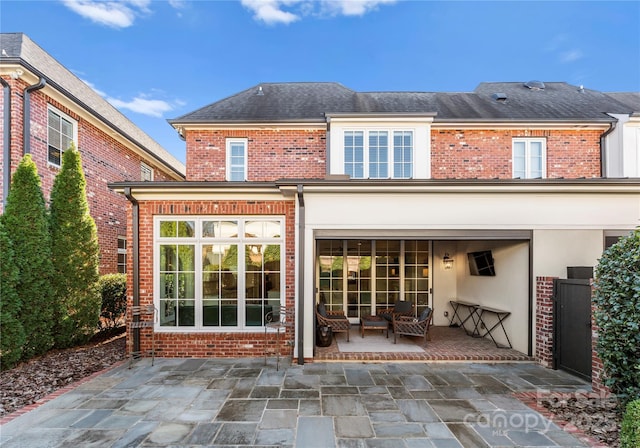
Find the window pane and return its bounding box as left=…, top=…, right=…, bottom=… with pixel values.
left=160, top=299, right=176, bottom=326
left=177, top=245, right=195, bottom=270
left=48, top=110, right=59, bottom=129
left=178, top=221, right=195, bottom=237
left=160, top=221, right=176, bottom=237
left=344, top=131, right=364, bottom=179
left=178, top=300, right=195, bottom=326
left=48, top=146, right=61, bottom=166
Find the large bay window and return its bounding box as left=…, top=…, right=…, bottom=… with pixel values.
left=156, top=217, right=283, bottom=331
left=344, top=129, right=413, bottom=179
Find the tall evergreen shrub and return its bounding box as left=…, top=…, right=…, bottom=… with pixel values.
left=0, top=220, right=24, bottom=369
left=1, top=154, right=54, bottom=358
left=49, top=144, right=101, bottom=347
left=593, top=228, right=640, bottom=405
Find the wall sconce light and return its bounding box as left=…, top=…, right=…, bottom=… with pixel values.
left=422, top=267, right=429, bottom=277
left=442, top=253, right=454, bottom=270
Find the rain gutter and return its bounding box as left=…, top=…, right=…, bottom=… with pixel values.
left=1, top=77, right=10, bottom=207
left=23, top=77, right=46, bottom=155
left=123, top=187, right=141, bottom=354
left=297, top=184, right=305, bottom=365
left=599, top=121, right=617, bottom=177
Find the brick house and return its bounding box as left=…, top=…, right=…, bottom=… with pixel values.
left=110, top=82, right=639, bottom=376
left=0, top=33, right=185, bottom=274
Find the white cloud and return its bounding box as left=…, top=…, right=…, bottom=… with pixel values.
left=323, top=0, right=397, bottom=16
left=240, top=0, right=396, bottom=24
left=108, top=96, right=174, bottom=117
left=168, top=0, right=187, bottom=8
left=560, top=49, right=583, bottom=63
left=80, top=78, right=107, bottom=97
left=241, top=0, right=301, bottom=24
left=60, top=0, right=151, bottom=28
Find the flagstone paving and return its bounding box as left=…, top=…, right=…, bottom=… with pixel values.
left=0, top=358, right=593, bottom=447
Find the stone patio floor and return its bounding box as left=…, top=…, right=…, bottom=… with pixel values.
left=0, top=358, right=596, bottom=447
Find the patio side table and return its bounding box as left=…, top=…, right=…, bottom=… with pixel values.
left=360, top=315, right=389, bottom=338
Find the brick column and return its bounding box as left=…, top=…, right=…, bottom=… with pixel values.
left=535, top=276, right=557, bottom=368
left=591, top=297, right=611, bottom=395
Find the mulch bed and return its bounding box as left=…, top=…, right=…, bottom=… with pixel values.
left=517, top=391, right=622, bottom=448
left=0, top=329, right=126, bottom=417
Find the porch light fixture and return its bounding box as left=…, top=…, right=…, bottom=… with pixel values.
left=442, top=253, right=454, bottom=270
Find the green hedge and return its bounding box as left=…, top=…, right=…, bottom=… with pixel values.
left=98, top=273, right=127, bottom=331
left=0, top=220, right=24, bottom=369
left=1, top=155, right=54, bottom=359
left=593, top=228, right=640, bottom=405
left=621, top=398, right=640, bottom=448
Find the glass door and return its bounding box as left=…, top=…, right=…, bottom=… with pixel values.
left=317, top=239, right=430, bottom=322
left=346, top=240, right=371, bottom=320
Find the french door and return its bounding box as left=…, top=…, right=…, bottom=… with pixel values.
left=317, top=239, right=431, bottom=323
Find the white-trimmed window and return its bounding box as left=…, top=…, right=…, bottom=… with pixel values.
left=47, top=106, right=77, bottom=167
left=513, top=138, right=546, bottom=179
left=226, top=138, right=247, bottom=181
left=344, top=130, right=413, bottom=179
left=117, top=236, right=127, bottom=274
left=155, top=217, right=284, bottom=331
left=141, top=162, right=154, bottom=181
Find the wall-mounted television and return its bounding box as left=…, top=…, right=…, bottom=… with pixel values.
left=468, top=250, right=496, bottom=276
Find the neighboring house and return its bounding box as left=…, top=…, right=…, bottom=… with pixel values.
left=109, top=81, right=639, bottom=368
left=0, top=33, right=185, bottom=274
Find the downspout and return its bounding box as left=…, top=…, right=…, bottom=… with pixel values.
left=296, top=184, right=305, bottom=365
left=1, top=77, right=10, bottom=207
left=123, top=187, right=141, bottom=354
left=599, top=121, right=616, bottom=178
left=23, top=77, right=46, bottom=155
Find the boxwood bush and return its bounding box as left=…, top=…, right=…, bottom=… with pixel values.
left=98, top=273, right=127, bottom=331
left=621, top=398, right=640, bottom=448
left=593, top=228, right=640, bottom=405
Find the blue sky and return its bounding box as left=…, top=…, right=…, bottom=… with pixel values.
left=2, top=1, right=639, bottom=164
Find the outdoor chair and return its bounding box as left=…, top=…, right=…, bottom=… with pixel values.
left=378, top=300, right=414, bottom=331
left=264, top=305, right=295, bottom=370
left=393, top=306, right=432, bottom=345
left=128, top=304, right=157, bottom=368
left=315, top=301, right=351, bottom=342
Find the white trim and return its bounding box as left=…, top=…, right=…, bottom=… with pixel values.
left=226, top=138, right=248, bottom=182
left=512, top=137, right=547, bottom=179
left=140, top=161, right=154, bottom=181
left=46, top=104, right=78, bottom=168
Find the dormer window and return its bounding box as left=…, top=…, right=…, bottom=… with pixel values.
left=343, top=129, right=413, bottom=179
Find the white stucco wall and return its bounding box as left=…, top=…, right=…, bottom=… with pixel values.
left=300, top=189, right=639, bottom=359
left=532, top=230, right=605, bottom=279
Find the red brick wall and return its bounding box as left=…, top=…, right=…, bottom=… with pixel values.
left=0, top=76, right=178, bottom=274
left=591, top=299, right=610, bottom=395
left=431, top=129, right=601, bottom=179
left=185, top=129, right=326, bottom=181
left=129, top=198, right=297, bottom=359
left=535, top=276, right=556, bottom=368
left=184, top=128, right=602, bottom=181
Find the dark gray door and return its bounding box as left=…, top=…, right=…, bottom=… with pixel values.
left=553, top=279, right=592, bottom=381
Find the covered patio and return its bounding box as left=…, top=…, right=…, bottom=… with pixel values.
left=314, top=325, right=532, bottom=362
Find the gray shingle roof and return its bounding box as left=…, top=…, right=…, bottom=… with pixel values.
left=1, top=33, right=185, bottom=177
left=171, top=81, right=638, bottom=125
left=604, top=92, right=640, bottom=113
